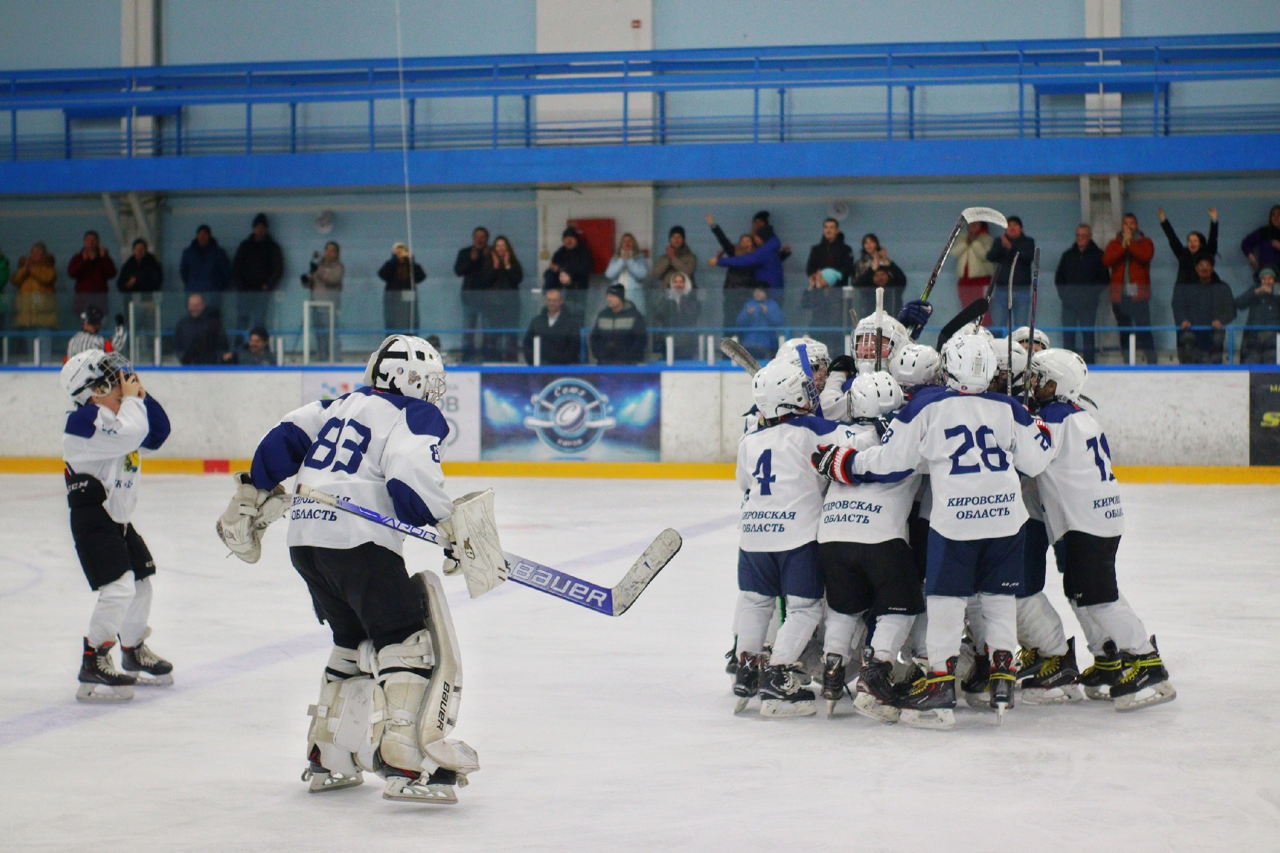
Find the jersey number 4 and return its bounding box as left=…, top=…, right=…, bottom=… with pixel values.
left=1085, top=435, right=1116, bottom=482
left=305, top=417, right=372, bottom=474
left=752, top=450, right=776, bottom=495
left=945, top=424, right=1009, bottom=475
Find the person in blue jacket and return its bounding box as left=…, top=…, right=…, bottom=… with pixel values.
left=735, top=285, right=785, bottom=359
left=715, top=225, right=785, bottom=299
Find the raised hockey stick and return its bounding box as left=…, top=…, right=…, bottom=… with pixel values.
left=915, top=206, right=1008, bottom=314
left=1007, top=252, right=1018, bottom=396
left=1024, top=246, right=1041, bottom=408
left=293, top=485, right=681, bottom=616
left=874, top=286, right=885, bottom=372
left=718, top=337, right=760, bottom=376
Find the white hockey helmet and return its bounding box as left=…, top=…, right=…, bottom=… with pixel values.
left=957, top=320, right=996, bottom=343
left=848, top=371, right=904, bottom=419
left=853, top=314, right=910, bottom=374
left=991, top=338, right=1029, bottom=384
left=61, top=348, right=132, bottom=405
left=363, top=334, right=447, bottom=404
left=1013, top=326, right=1051, bottom=352
left=778, top=335, right=830, bottom=372
left=1030, top=348, right=1088, bottom=402
left=942, top=333, right=997, bottom=395
left=752, top=357, right=812, bottom=422
left=890, top=343, right=941, bottom=389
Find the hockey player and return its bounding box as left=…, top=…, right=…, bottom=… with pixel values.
left=1012, top=326, right=1051, bottom=353
left=733, top=354, right=856, bottom=717
left=817, top=371, right=923, bottom=722
left=61, top=349, right=173, bottom=702
left=218, top=335, right=481, bottom=803
left=1027, top=348, right=1176, bottom=711
left=812, top=334, right=1054, bottom=728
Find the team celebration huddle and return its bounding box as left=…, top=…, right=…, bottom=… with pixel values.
left=725, top=208, right=1175, bottom=730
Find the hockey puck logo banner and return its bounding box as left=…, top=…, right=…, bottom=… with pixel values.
left=480, top=372, right=660, bottom=460
left=1249, top=372, right=1280, bottom=466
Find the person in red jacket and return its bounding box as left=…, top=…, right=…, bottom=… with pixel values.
left=1101, top=213, right=1157, bottom=364
left=67, top=230, right=117, bottom=318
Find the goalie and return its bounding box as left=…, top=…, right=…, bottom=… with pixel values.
left=217, top=335, right=495, bottom=805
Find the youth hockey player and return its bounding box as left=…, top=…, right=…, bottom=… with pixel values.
left=1027, top=348, right=1176, bottom=711
left=218, top=335, right=482, bottom=803
left=1012, top=326, right=1051, bottom=352
left=812, top=334, right=1054, bottom=728
left=61, top=350, right=173, bottom=702
left=733, top=354, right=856, bottom=718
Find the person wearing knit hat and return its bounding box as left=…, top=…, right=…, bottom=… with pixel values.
left=543, top=226, right=594, bottom=311
left=654, top=224, right=698, bottom=288
left=1236, top=265, right=1280, bottom=363
left=231, top=211, right=284, bottom=331
left=591, top=281, right=648, bottom=364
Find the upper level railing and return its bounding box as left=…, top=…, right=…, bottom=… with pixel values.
left=3, top=33, right=1280, bottom=161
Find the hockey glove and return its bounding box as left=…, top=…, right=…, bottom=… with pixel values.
left=897, top=300, right=933, bottom=339
left=811, top=444, right=858, bottom=485
left=828, top=354, right=855, bottom=376
left=216, top=472, right=289, bottom=564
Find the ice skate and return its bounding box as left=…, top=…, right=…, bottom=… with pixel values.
left=1079, top=640, right=1127, bottom=700
left=821, top=653, right=848, bottom=715
left=897, top=658, right=956, bottom=730
left=989, top=649, right=1016, bottom=723
left=301, top=746, right=364, bottom=793
left=1019, top=638, right=1083, bottom=705
left=733, top=651, right=764, bottom=713
left=383, top=767, right=460, bottom=805
left=759, top=665, right=817, bottom=718
left=1112, top=636, right=1176, bottom=712
left=960, top=646, right=991, bottom=710
left=725, top=642, right=739, bottom=676
left=852, top=657, right=900, bottom=723
left=76, top=638, right=135, bottom=702
left=119, top=629, right=174, bottom=686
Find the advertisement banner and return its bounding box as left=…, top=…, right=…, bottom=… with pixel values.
left=1249, top=371, right=1280, bottom=465
left=481, top=372, right=660, bottom=461
left=300, top=370, right=481, bottom=461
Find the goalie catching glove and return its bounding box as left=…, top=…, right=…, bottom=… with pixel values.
left=216, top=472, right=290, bottom=563
left=812, top=444, right=858, bottom=486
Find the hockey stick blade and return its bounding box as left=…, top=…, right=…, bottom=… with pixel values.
left=719, top=337, right=760, bottom=375
left=961, top=206, right=1008, bottom=229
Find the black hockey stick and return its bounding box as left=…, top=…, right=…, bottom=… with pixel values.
left=936, top=256, right=1009, bottom=350
left=1007, top=252, right=1018, bottom=395
left=1024, top=246, right=1041, bottom=408
left=912, top=206, right=1008, bottom=337
left=874, top=286, right=885, bottom=372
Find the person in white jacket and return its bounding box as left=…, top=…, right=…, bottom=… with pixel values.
left=605, top=233, right=650, bottom=313
left=951, top=221, right=995, bottom=321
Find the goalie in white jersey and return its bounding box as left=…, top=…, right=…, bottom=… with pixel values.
left=813, top=334, right=1054, bottom=728
left=218, top=335, right=480, bottom=805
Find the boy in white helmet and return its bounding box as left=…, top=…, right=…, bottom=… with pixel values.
left=1027, top=348, right=1175, bottom=711
left=1012, top=326, right=1051, bottom=353
left=61, top=349, right=173, bottom=702
left=219, top=335, right=480, bottom=804
left=812, top=334, right=1054, bottom=728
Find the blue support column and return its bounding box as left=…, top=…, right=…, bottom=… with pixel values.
left=523, top=93, right=531, bottom=148
left=886, top=52, right=893, bottom=140
left=907, top=85, right=915, bottom=141
left=409, top=97, right=417, bottom=150
left=1017, top=51, right=1025, bottom=139
left=658, top=90, right=666, bottom=145
left=289, top=102, right=297, bottom=154
left=778, top=88, right=785, bottom=142
left=368, top=99, right=375, bottom=151
left=245, top=103, right=252, bottom=155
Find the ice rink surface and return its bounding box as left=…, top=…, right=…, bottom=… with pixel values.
left=1, top=473, right=1278, bottom=851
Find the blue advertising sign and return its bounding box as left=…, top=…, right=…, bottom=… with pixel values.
left=481, top=372, right=660, bottom=461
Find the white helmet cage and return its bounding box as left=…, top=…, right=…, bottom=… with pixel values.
left=848, top=370, right=905, bottom=420
left=1013, top=326, right=1052, bottom=351
left=61, top=348, right=133, bottom=405
left=1030, top=347, right=1088, bottom=401
left=853, top=315, right=909, bottom=373
left=942, top=334, right=997, bottom=395
left=751, top=357, right=813, bottom=422
left=890, top=343, right=941, bottom=388
left=363, top=334, right=447, bottom=404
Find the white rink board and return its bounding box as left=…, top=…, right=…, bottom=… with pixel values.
left=2, top=475, right=1279, bottom=851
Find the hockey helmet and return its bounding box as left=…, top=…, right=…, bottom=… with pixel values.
left=848, top=370, right=904, bottom=420
left=991, top=338, right=1029, bottom=392
left=853, top=314, right=909, bottom=374
left=777, top=336, right=831, bottom=372
left=890, top=343, right=941, bottom=389
left=61, top=348, right=132, bottom=405
left=942, top=334, right=996, bottom=395
left=1013, top=326, right=1051, bottom=352
left=751, top=357, right=812, bottom=422
left=1030, top=348, right=1088, bottom=402
left=364, top=334, right=446, bottom=404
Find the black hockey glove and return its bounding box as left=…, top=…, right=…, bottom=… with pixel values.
left=811, top=444, right=857, bottom=485
left=828, top=354, right=856, bottom=376
left=897, top=300, right=933, bottom=340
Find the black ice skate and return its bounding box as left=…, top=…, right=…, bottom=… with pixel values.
left=301, top=745, right=364, bottom=793
left=725, top=640, right=739, bottom=676
left=897, top=658, right=957, bottom=730
left=1110, top=636, right=1176, bottom=712
left=119, top=629, right=174, bottom=686
left=733, top=651, right=765, bottom=713
left=76, top=638, right=136, bottom=702
left=821, top=653, right=849, bottom=714
left=1079, top=640, right=1128, bottom=700
left=989, top=649, right=1017, bottom=722
left=759, top=665, right=817, bottom=718
left=1018, top=638, right=1083, bottom=705
left=852, top=657, right=900, bottom=723
left=383, top=766, right=460, bottom=805
left=961, top=645, right=991, bottom=710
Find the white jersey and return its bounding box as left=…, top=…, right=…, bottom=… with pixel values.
left=818, top=369, right=854, bottom=424
left=250, top=387, right=453, bottom=555
left=819, top=421, right=918, bottom=544
left=1035, top=400, right=1124, bottom=542
left=851, top=386, right=1053, bottom=541
left=62, top=395, right=171, bottom=524
left=1021, top=475, right=1043, bottom=522
left=737, top=415, right=856, bottom=552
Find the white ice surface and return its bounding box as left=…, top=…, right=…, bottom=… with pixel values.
left=1, top=474, right=1279, bottom=851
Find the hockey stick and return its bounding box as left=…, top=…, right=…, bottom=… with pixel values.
left=795, top=342, right=823, bottom=418
left=912, top=206, right=1008, bottom=339
left=293, top=485, right=682, bottom=617
left=1007, top=252, right=1017, bottom=396
left=874, top=286, right=885, bottom=372
left=718, top=337, right=760, bottom=376
left=1024, top=246, right=1041, bottom=408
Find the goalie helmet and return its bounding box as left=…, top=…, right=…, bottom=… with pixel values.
left=890, top=343, right=941, bottom=389
left=1030, top=347, right=1088, bottom=402
left=61, top=348, right=132, bottom=405
left=363, top=335, right=446, bottom=404
left=942, top=333, right=996, bottom=395
left=752, top=357, right=812, bottom=422
left=853, top=315, right=909, bottom=374
left=848, top=371, right=904, bottom=420
left=1013, top=326, right=1051, bottom=352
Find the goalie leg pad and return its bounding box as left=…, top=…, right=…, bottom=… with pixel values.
left=306, top=646, right=384, bottom=790
left=449, top=490, right=508, bottom=599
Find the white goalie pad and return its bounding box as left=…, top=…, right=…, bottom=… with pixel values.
left=448, top=490, right=508, bottom=599
left=308, top=676, right=386, bottom=775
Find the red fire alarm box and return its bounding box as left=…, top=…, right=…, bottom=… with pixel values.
left=567, top=218, right=615, bottom=275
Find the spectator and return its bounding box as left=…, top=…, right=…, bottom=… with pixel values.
left=543, top=227, right=593, bottom=313
left=652, top=226, right=696, bottom=288
left=1173, top=257, right=1236, bottom=364
left=751, top=210, right=791, bottom=261
left=986, top=217, right=1036, bottom=329
left=67, top=230, right=116, bottom=317
left=523, top=286, right=582, bottom=365
left=1160, top=207, right=1219, bottom=284
left=235, top=326, right=274, bottom=366
left=174, top=293, right=232, bottom=365
left=606, top=231, right=650, bottom=310
left=179, top=224, right=232, bottom=307
left=1102, top=213, right=1158, bottom=364
left=706, top=214, right=759, bottom=332
left=734, top=284, right=784, bottom=360
left=117, top=238, right=163, bottom=300
left=590, top=283, right=647, bottom=364
left=302, top=241, right=344, bottom=362
left=651, top=272, right=701, bottom=360
left=713, top=225, right=784, bottom=301
left=232, top=212, right=284, bottom=330
left=852, top=234, right=908, bottom=316
left=951, top=221, right=995, bottom=324
left=480, top=235, right=523, bottom=362
left=377, top=242, right=426, bottom=332
left=805, top=219, right=854, bottom=287
left=10, top=241, right=59, bottom=336
left=1236, top=267, right=1280, bottom=364
left=454, top=226, right=491, bottom=363
left=802, top=267, right=846, bottom=354
left=1054, top=223, right=1110, bottom=363
left=1241, top=205, right=1280, bottom=278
